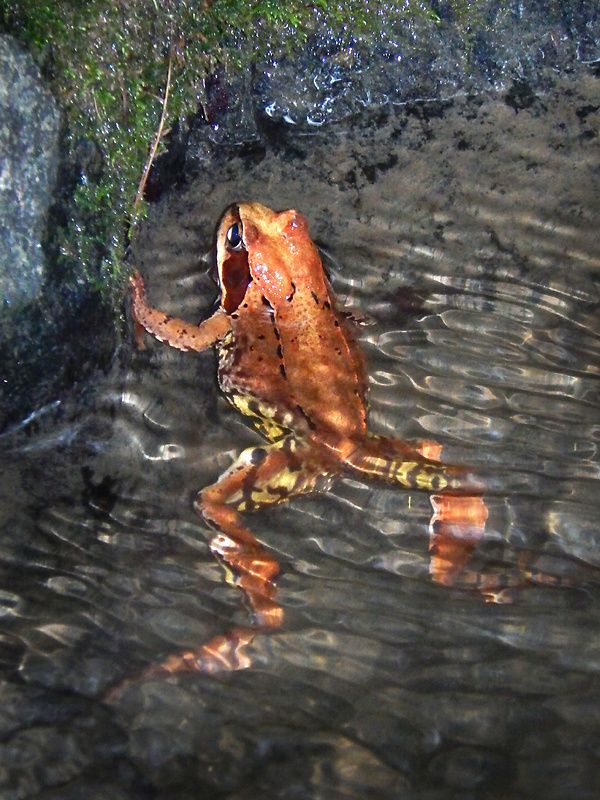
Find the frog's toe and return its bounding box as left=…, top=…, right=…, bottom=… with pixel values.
left=129, top=271, right=145, bottom=298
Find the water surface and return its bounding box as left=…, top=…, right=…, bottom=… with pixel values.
left=1, top=72, right=600, bottom=798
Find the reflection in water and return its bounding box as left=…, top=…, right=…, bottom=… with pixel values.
left=2, top=78, right=600, bottom=797
left=429, top=494, right=487, bottom=589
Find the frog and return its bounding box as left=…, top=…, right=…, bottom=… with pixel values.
left=127, top=202, right=487, bottom=681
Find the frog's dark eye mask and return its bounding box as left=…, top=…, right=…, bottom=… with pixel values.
left=218, top=205, right=252, bottom=314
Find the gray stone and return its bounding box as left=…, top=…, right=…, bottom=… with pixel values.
left=0, top=34, right=60, bottom=311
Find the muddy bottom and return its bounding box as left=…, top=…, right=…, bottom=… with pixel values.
left=1, top=70, right=600, bottom=799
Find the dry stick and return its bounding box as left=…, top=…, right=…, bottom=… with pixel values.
left=131, top=50, right=173, bottom=229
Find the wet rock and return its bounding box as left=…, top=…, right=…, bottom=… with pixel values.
left=0, top=36, right=118, bottom=433
left=426, top=745, right=512, bottom=791
left=0, top=725, right=89, bottom=800
left=183, top=1, right=600, bottom=173
left=0, top=35, right=59, bottom=310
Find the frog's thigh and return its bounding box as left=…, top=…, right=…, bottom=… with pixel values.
left=339, top=434, right=476, bottom=493
left=198, top=438, right=330, bottom=516
left=195, top=439, right=329, bottom=628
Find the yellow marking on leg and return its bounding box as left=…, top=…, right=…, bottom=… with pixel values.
left=230, top=394, right=288, bottom=442
left=415, top=468, right=449, bottom=492
left=394, top=461, right=450, bottom=491
left=394, top=461, right=419, bottom=488
left=249, top=466, right=304, bottom=506
left=222, top=564, right=237, bottom=587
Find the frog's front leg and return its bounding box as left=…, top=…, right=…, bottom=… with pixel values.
left=137, top=438, right=330, bottom=681
left=130, top=271, right=231, bottom=352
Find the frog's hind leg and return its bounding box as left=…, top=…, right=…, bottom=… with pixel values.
left=136, top=439, right=329, bottom=683
left=199, top=438, right=329, bottom=628
left=327, top=433, right=491, bottom=594
left=332, top=433, right=480, bottom=493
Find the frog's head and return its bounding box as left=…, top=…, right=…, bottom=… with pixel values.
left=216, top=202, right=323, bottom=315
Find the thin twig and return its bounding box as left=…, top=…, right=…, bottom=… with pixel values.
left=132, top=49, right=173, bottom=222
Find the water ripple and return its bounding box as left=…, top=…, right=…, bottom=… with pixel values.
left=2, top=74, right=600, bottom=797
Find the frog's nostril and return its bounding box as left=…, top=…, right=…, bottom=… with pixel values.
left=280, top=210, right=308, bottom=235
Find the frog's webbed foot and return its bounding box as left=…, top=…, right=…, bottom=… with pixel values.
left=429, top=491, right=589, bottom=603
left=428, top=493, right=489, bottom=592
left=317, top=433, right=497, bottom=597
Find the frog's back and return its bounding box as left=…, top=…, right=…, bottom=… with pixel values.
left=217, top=201, right=369, bottom=441
left=274, top=287, right=368, bottom=438
left=218, top=291, right=367, bottom=443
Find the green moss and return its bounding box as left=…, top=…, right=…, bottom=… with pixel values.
left=1, top=0, right=485, bottom=312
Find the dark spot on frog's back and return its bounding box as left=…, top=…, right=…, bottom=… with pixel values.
left=296, top=404, right=316, bottom=431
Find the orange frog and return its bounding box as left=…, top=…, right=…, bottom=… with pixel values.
left=128, top=202, right=487, bottom=681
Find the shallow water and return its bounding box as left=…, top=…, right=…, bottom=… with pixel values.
left=1, top=72, right=600, bottom=798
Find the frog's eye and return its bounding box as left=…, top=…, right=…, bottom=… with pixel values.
left=226, top=222, right=244, bottom=251
left=221, top=231, right=251, bottom=313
